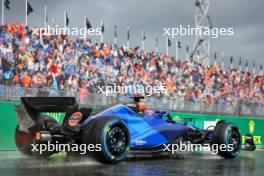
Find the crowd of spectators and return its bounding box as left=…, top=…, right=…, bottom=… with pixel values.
left=0, top=23, right=263, bottom=106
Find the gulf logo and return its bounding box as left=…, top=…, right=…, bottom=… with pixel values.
left=68, top=112, right=82, bottom=126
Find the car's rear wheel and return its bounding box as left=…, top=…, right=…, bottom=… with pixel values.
left=82, top=117, right=130, bottom=163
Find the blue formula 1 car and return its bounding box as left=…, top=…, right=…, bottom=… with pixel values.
left=15, top=97, right=247, bottom=163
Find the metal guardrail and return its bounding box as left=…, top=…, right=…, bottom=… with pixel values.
left=0, top=84, right=263, bottom=117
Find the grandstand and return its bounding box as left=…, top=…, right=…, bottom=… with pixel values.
left=0, top=23, right=263, bottom=117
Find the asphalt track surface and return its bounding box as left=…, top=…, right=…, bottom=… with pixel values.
left=0, top=150, right=263, bottom=176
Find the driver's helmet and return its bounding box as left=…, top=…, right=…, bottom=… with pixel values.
left=145, top=109, right=155, bottom=116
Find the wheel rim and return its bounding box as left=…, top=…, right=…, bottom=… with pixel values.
left=107, top=127, right=127, bottom=155
left=227, top=127, right=240, bottom=153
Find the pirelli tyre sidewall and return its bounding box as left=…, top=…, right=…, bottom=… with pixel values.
left=214, top=122, right=241, bottom=159
left=83, top=117, right=130, bottom=163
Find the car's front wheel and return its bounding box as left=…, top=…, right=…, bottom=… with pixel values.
left=213, top=122, right=241, bottom=158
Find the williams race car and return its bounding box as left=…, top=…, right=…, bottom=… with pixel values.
left=15, top=96, right=245, bottom=163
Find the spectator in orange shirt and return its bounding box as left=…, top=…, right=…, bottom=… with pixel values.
left=22, top=72, right=32, bottom=88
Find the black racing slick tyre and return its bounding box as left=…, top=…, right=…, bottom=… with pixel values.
left=83, top=117, right=130, bottom=163
left=213, top=122, right=241, bottom=159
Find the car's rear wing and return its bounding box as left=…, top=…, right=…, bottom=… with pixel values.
left=16, top=97, right=78, bottom=133
left=21, top=97, right=77, bottom=112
